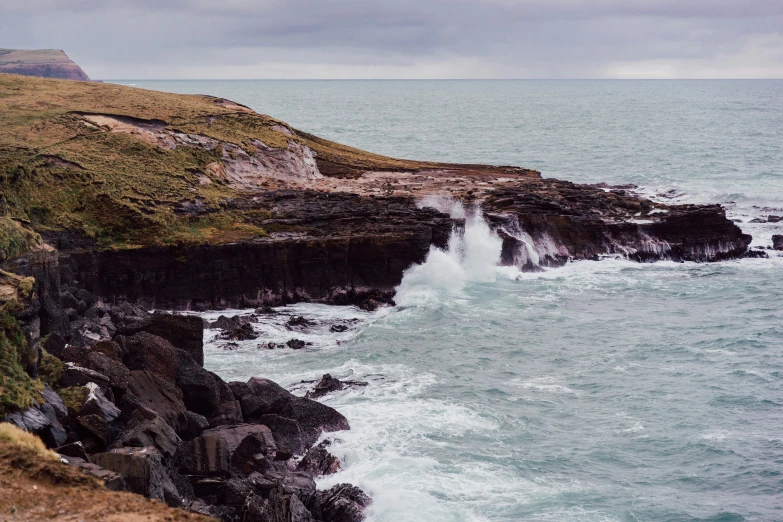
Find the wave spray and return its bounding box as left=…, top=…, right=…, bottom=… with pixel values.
left=394, top=197, right=503, bottom=306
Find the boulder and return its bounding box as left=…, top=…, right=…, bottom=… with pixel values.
left=42, top=333, right=67, bottom=359
left=79, top=382, right=121, bottom=422
left=5, top=404, right=67, bottom=448
left=76, top=414, right=110, bottom=451
left=201, top=423, right=276, bottom=455
left=291, top=494, right=315, bottom=522
left=179, top=433, right=231, bottom=477
left=230, top=433, right=273, bottom=476
left=41, top=384, right=67, bottom=420
left=91, top=339, right=123, bottom=361
left=174, top=349, right=220, bottom=418
left=92, top=446, right=180, bottom=504
left=319, top=484, right=372, bottom=522
left=123, top=370, right=189, bottom=434
left=306, top=374, right=343, bottom=399
left=64, top=457, right=128, bottom=491
left=243, top=377, right=296, bottom=418
left=252, top=415, right=304, bottom=457
left=184, top=411, right=210, bottom=440
left=58, top=363, right=110, bottom=389
left=116, top=331, right=178, bottom=384
left=84, top=351, right=129, bottom=390
left=117, top=312, right=204, bottom=366
left=297, top=440, right=341, bottom=476
left=221, top=323, right=258, bottom=341
left=56, top=441, right=89, bottom=461
left=119, top=415, right=181, bottom=458
left=773, top=234, right=783, bottom=250
left=278, top=397, right=350, bottom=448
left=287, top=339, right=306, bottom=349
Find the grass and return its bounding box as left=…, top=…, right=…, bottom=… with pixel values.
left=0, top=307, right=43, bottom=417
left=0, top=423, right=59, bottom=460
left=0, top=73, right=533, bottom=249
left=0, top=49, right=73, bottom=66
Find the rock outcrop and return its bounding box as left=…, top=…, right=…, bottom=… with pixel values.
left=3, top=311, right=364, bottom=521
left=0, top=49, right=90, bottom=80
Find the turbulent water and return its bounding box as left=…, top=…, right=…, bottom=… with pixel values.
left=122, top=80, right=783, bottom=521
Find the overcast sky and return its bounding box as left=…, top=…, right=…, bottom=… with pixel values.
left=2, top=0, right=782, bottom=79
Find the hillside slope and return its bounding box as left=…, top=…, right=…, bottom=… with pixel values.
left=0, top=49, right=91, bottom=81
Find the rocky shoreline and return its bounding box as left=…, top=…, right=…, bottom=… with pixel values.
left=0, top=73, right=768, bottom=521
left=6, top=307, right=368, bottom=522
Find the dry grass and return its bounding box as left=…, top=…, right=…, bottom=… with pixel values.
left=0, top=423, right=59, bottom=461
left=0, top=49, right=73, bottom=65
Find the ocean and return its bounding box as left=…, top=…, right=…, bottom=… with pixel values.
left=111, top=80, right=783, bottom=521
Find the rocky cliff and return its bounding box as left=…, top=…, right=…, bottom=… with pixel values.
left=0, top=73, right=751, bottom=313
left=0, top=49, right=91, bottom=81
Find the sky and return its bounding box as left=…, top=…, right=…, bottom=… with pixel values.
left=1, top=0, right=782, bottom=79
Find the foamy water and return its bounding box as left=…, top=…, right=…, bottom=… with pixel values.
left=136, top=80, right=783, bottom=521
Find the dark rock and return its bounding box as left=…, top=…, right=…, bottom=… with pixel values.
left=297, top=440, right=341, bottom=476
left=42, top=332, right=67, bottom=359
left=122, top=370, right=189, bottom=434
left=184, top=411, right=210, bottom=440
left=174, top=348, right=221, bottom=418
left=74, top=288, right=95, bottom=306
left=92, top=446, right=180, bottom=504
left=84, top=351, right=129, bottom=390
left=254, top=305, right=276, bottom=315
left=329, top=324, right=348, bottom=333
left=119, top=415, right=181, bottom=457
left=5, top=405, right=67, bottom=448
left=768, top=215, right=781, bottom=223
left=228, top=381, right=253, bottom=401
left=116, top=331, right=178, bottom=384
left=773, top=235, right=783, bottom=250
left=179, top=432, right=231, bottom=477
left=79, top=382, right=121, bottom=422
left=61, top=291, right=79, bottom=310
left=91, top=339, right=123, bottom=360
left=287, top=339, right=306, bottom=349
left=283, top=471, right=317, bottom=505
left=58, top=363, right=110, bottom=389
left=319, top=483, right=372, bottom=522
left=221, top=322, right=258, bottom=341
left=76, top=414, right=109, bottom=450
left=242, top=489, right=285, bottom=522
left=243, top=377, right=295, bottom=418
left=251, top=415, right=304, bottom=458
left=286, top=315, right=314, bottom=329
left=116, top=312, right=204, bottom=366
left=291, top=494, right=315, bottom=522
left=56, top=441, right=89, bottom=461
left=230, top=433, right=273, bottom=476
left=210, top=315, right=241, bottom=331
left=278, top=397, right=350, bottom=449
left=41, top=384, right=67, bottom=420
left=201, top=423, right=276, bottom=455
left=64, top=458, right=128, bottom=491
left=61, top=345, right=90, bottom=365
left=306, top=374, right=342, bottom=399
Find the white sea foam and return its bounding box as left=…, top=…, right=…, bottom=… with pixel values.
left=395, top=198, right=503, bottom=306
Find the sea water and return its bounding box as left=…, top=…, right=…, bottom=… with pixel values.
left=119, top=80, right=783, bottom=521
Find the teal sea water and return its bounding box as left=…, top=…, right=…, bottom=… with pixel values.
left=115, top=80, right=783, bottom=521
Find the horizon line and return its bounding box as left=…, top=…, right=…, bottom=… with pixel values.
left=101, top=77, right=783, bottom=82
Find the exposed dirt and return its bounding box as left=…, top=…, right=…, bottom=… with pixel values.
left=0, top=439, right=214, bottom=522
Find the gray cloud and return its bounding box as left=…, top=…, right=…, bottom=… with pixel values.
left=1, top=0, right=781, bottom=78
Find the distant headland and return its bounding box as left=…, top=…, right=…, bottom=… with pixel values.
left=0, top=48, right=91, bottom=81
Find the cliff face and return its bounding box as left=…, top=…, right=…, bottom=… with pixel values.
left=0, top=49, right=90, bottom=81
left=0, top=73, right=752, bottom=314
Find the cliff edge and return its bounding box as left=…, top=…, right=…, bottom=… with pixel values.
left=0, top=73, right=751, bottom=310
left=0, top=49, right=91, bottom=81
